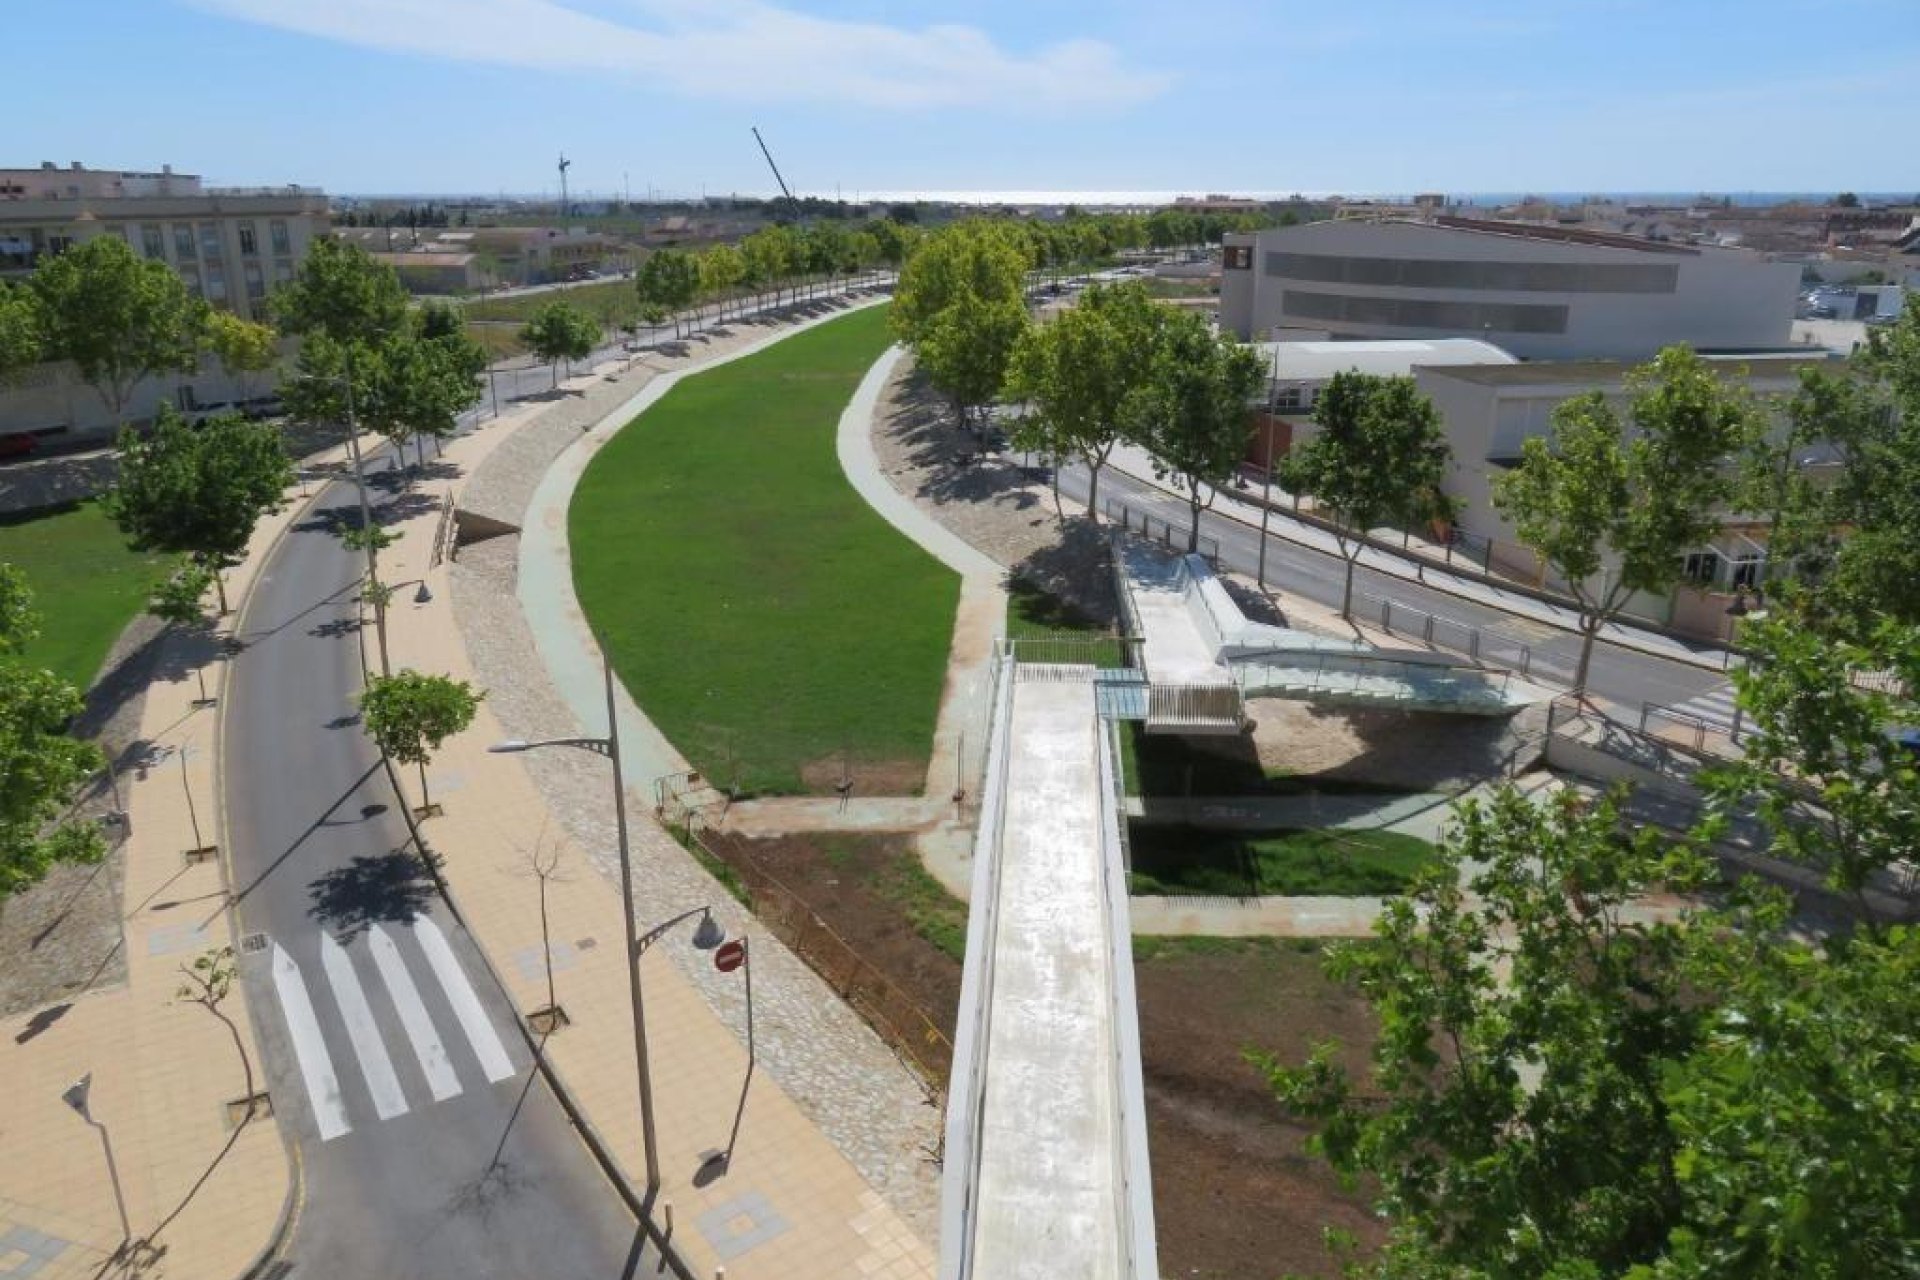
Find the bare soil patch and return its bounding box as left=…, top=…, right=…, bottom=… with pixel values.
left=1252, top=700, right=1546, bottom=792
left=701, top=831, right=1380, bottom=1278
left=797, top=755, right=929, bottom=798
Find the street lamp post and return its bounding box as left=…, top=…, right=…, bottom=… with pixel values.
left=62, top=1073, right=132, bottom=1262
left=298, top=357, right=391, bottom=676
left=1724, top=587, right=1767, bottom=738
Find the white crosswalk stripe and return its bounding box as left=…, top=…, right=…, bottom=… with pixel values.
left=1666, top=683, right=1739, bottom=729
left=322, top=932, right=410, bottom=1123
left=411, top=917, right=516, bottom=1084
left=265, top=922, right=518, bottom=1142
left=271, top=944, right=350, bottom=1142
left=369, top=924, right=463, bottom=1103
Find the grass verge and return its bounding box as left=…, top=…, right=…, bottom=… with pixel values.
left=1128, top=824, right=1437, bottom=897
left=0, top=501, right=160, bottom=689
left=571, top=304, right=958, bottom=794
left=1004, top=576, right=1129, bottom=668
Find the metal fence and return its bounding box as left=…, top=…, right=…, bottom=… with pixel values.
left=1101, top=496, right=1221, bottom=562
left=690, top=828, right=955, bottom=1093
left=1000, top=633, right=1141, bottom=670
left=1351, top=588, right=1550, bottom=683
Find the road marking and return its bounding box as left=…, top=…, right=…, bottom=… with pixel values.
left=1665, top=683, right=1738, bottom=728
left=369, top=924, right=463, bottom=1104
left=271, top=943, right=350, bottom=1142
left=321, top=932, right=410, bottom=1122
left=410, top=917, right=516, bottom=1084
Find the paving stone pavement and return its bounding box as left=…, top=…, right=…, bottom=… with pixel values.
left=444, top=300, right=943, bottom=1244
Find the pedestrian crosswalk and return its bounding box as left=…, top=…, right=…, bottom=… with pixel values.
left=1664, top=682, right=1739, bottom=730
left=268, top=917, right=518, bottom=1143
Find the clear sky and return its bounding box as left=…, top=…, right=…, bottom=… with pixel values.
left=7, top=0, right=1916, bottom=199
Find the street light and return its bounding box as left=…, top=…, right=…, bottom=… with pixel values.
left=488, top=653, right=665, bottom=1192
left=1724, top=586, right=1768, bottom=734
left=62, top=1073, right=132, bottom=1263
left=295, top=355, right=391, bottom=676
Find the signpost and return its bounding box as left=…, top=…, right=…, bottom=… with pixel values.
left=713, top=939, right=747, bottom=974
left=713, top=936, right=754, bottom=1166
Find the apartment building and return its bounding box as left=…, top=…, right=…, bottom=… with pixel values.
left=0, top=162, right=329, bottom=447
left=1220, top=216, right=1801, bottom=360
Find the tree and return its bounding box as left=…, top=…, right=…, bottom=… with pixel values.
left=1262, top=779, right=1920, bottom=1279
left=635, top=249, right=699, bottom=338
left=699, top=245, right=745, bottom=321
left=0, top=283, right=42, bottom=383
left=914, top=293, right=1029, bottom=438
left=29, top=235, right=207, bottom=425
left=269, top=237, right=409, bottom=347
left=1835, top=191, right=1861, bottom=208
left=358, top=670, right=483, bottom=813
left=1123, top=309, right=1265, bottom=550
left=362, top=322, right=485, bottom=470
left=1702, top=615, right=1920, bottom=925
left=518, top=301, right=599, bottom=388
left=889, top=220, right=1029, bottom=347
left=1280, top=371, right=1454, bottom=617
left=204, top=310, right=278, bottom=405
left=0, top=564, right=106, bottom=902
left=148, top=557, right=220, bottom=704
left=102, top=410, right=294, bottom=614
left=1005, top=281, right=1165, bottom=521
left=1493, top=346, right=1760, bottom=695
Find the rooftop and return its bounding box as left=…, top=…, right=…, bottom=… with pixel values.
left=1252, top=337, right=1520, bottom=383
left=1420, top=352, right=1828, bottom=387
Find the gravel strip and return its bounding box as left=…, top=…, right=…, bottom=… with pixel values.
left=449, top=297, right=942, bottom=1237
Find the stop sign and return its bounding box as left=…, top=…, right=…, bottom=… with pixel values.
left=713, top=939, right=747, bottom=973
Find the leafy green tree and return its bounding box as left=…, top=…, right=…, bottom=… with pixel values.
left=147, top=557, right=220, bottom=703
left=30, top=236, right=208, bottom=425
left=1280, top=372, right=1455, bottom=617
left=518, top=301, right=600, bottom=388
left=741, top=225, right=799, bottom=306
left=635, top=249, right=700, bottom=338
left=1262, top=777, right=1920, bottom=1280
left=362, top=327, right=484, bottom=469
left=204, top=310, right=278, bottom=405
left=269, top=237, right=409, bottom=347
left=358, top=670, right=483, bottom=812
left=699, top=244, right=745, bottom=322
left=0, top=565, right=106, bottom=901
left=915, top=293, right=1029, bottom=438
left=1005, top=281, right=1165, bottom=520
left=1123, top=309, right=1265, bottom=551
left=102, top=410, right=293, bottom=614
left=0, top=283, right=42, bottom=382
left=1493, top=346, right=1760, bottom=695
left=889, top=220, right=1029, bottom=347
left=1703, top=615, right=1920, bottom=925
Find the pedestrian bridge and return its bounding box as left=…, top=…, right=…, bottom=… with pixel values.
left=939, top=541, right=1529, bottom=1279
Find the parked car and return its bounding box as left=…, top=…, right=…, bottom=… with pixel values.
left=0, top=433, right=39, bottom=461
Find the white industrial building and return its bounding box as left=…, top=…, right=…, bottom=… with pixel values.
left=1220, top=216, right=1801, bottom=360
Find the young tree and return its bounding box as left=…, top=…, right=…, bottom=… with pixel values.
left=29, top=236, right=207, bottom=426
left=914, top=293, right=1030, bottom=438
left=518, top=301, right=599, bottom=388
left=889, top=220, right=1030, bottom=347
left=363, top=322, right=486, bottom=470
left=148, top=557, right=220, bottom=704
left=359, top=670, right=484, bottom=813
left=0, top=565, right=106, bottom=901
left=1005, top=282, right=1165, bottom=521
left=636, top=250, right=699, bottom=338
left=204, top=310, right=278, bottom=406
left=1123, top=309, right=1265, bottom=550
left=0, top=283, right=42, bottom=382
left=1493, top=346, right=1760, bottom=695
left=1262, top=780, right=1920, bottom=1279
left=102, top=410, right=294, bottom=614
left=270, top=237, right=410, bottom=347
left=700, top=245, right=745, bottom=322
left=1280, top=371, right=1455, bottom=617
left=1703, top=615, right=1920, bottom=925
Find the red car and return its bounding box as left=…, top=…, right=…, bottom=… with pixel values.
left=0, top=433, right=38, bottom=460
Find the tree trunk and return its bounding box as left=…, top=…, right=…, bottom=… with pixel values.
left=1085, top=458, right=1102, bottom=524
left=1188, top=490, right=1203, bottom=552
left=417, top=759, right=431, bottom=812
left=1573, top=619, right=1600, bottom=698
left=212, top=564, right=230, bottom=616
left=1341, top=553, right=1357, bottom=619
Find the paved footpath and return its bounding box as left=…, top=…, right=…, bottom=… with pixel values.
left=0, top=452, right=356, bottom=1278
left=373, top=333, right=939, bottom=1277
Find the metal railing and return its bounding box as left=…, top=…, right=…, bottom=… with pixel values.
left=1231, top=648, right=1513, bottom=709
left=1000, top=633, right=1141, bottom=670
left=1352, top=588, right=1545, bottom=682
left=1102, top=496, right=1221, bottom=562
left=1636, top=701, right=1749, bottom=758
left=1144, top=681, right=1245, bottom=730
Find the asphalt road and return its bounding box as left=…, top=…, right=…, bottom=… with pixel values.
left=220, top=461, right=654, bottom=1278
left=1057, top=462, right=1729, bottom=714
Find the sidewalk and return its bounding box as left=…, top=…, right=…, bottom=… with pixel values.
left=372, top=341, right=940, bottom=1278
left=0, top=453, right=337, bottom=1279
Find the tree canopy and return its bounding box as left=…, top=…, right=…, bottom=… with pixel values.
left=269, top=237, right=410, bottom=346
left=518, top=301, right=600, bottom=387
left=204, top=310, right=278, bottom=401
left=1281, top=371, right=1454, bottom=617
left=359, top=670, right=483, bottom=811
left=29, top=235, right=207, bottom=423
left=1493, top=346, right=1760, bottom=693
left=889, top=219, right=1030, bottom=348
left=0, top=283, right=42, bottom=382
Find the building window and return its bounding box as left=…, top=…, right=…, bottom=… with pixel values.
left=243, top=260, right=265, bottom=302
left=178, top=264, right=203, bottom=297
left=1224, top=245, right=1253, bottom=270
left=199, top=222, right=223, bottom=260
left=46, top=233, right=74, bottom=255
left=1680, top=550, right=1721, bottom=587
left=205, top=260, right=228, bottom=302
left=173, top=223, right=196, bottom=259
left=273, top=258, right=294, bottom=285
left=1279, top=289, right=1570, bottom=335
left=237, top=221, right=258, bottom=256
left=142, top=223, right=166, bottom=259
left=1264, top=252, right=1680, bottom=295
left=270, top=219, right=291, bottom=255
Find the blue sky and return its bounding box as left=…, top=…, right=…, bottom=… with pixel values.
left=6, top=0, right=1916, bottom=198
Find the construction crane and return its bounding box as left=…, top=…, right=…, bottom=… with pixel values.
left=557, top=153, right=571, bottom=218
left=750, top=126, right=799, bottom=223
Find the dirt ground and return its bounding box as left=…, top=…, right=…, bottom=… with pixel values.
left=704, top=831, right=1383, bottom=1278
left=1252, top=700, right=1550, bottom=792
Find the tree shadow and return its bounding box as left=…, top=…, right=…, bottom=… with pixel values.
left=307, top=848, right=439, bottom=943
left=1009, top=521, right=1120, bottom=628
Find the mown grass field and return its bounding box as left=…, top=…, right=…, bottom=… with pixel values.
left=1128, top=823, right=1437, bottom=896
left=571, top=304, right=959, bottom=794
left=0, top=501, right=160, bottom=689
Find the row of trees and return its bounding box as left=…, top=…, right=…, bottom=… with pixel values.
left=1264, top=308, right=1920, bottom=1277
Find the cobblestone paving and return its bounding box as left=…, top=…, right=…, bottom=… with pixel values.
left=869, top=352, right=1120, bottom=625
left=448, top=299, right=942, bottom=1239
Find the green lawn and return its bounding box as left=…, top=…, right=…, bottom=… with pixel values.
left=1128, top=824, right=1437, bottom=897
left=571, top=304, right=959, bottom=795
left=462, top=280, right=640, bottom=327
left=0, top=501, right=160, bottom=690
left=1004, top=577, right=1130, bottom=668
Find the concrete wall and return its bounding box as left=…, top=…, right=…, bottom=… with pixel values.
left=0, top=348, right=289, bottom=447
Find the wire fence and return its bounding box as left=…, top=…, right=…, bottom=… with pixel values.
left=688, top=828, right=955, bottom=1094
left=1100, top=496, right=1221, bottom=562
